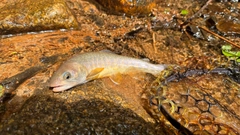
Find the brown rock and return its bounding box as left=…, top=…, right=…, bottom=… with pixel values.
left=0, top=0, right=79, bottom=35
left=95, top=0, right=156, bottom=16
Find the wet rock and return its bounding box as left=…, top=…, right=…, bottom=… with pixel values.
left=150, top=73, right=240, bottom=134
left=205, top=2, right=240, bottom=35
left=216, top=19, right=240, bottom=35
left=0, top=0, right=79, bottom=35
left=0, top=79, right=171, bottom=134
left=95, top=0, right=156, bottom=16
left=0, top=96, right=161, bottom=134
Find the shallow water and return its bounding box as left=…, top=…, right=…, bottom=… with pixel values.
left=0, top=0, right=240, bottom=134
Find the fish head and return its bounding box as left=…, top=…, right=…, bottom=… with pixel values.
left=49, top=62, right=87, bottom=92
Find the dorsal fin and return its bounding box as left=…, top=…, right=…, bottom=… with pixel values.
left=141, top=58, right=150, bottom=62
left=99, top=49, right=114, bottom=54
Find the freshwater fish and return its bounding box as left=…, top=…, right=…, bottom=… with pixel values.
left=49, top=50, right=166, bottom=92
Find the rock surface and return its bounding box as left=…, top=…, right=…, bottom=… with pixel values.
left=0, top=0, right=78, bottom=35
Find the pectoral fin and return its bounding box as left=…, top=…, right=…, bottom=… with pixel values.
left=109, top=73, right=123, bottom=85
left=86, top=68, right=104, bottom=81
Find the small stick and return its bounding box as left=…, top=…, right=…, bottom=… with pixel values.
left=152, top=32, right=157, bottom=53
left=180, top=0, right=213, bottom=27
left=199, top=26, right=240, bottom=49
left=187, top=0, right=213, bottom=22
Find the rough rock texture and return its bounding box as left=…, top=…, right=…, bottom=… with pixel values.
left=0, top=0, right=79, bottom=35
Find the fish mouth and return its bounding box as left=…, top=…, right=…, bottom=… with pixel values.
left=50, top=85, right=66, bottom=92
left=50, top=83, right=75, bottom=92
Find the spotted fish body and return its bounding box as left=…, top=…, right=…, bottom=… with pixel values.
left=49, top=51, right=166, bottom=92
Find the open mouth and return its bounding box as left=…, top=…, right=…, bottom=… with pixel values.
left=49, top=85, right=65, bottom=92
left=49, top=84, right=75, bottom=92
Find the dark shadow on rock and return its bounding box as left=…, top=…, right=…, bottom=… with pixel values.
left=0, top=94, right=170, bottom=134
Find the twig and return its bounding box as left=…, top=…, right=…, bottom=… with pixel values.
left=152, top=32, right=157, bottom=53
left=181, top=0, right=212, bottom=27
left=187, top=0, right=212, bottom=22
left=199, top=26, right=240, bottom=49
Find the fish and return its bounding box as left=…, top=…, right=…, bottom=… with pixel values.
left=49, top=50, right=166, bottom=92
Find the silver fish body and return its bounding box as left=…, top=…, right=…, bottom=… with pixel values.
left=49, top=51, right=166, bottom=92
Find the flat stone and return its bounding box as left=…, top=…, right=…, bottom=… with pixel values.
left=0, top=0, right=79, bottom=35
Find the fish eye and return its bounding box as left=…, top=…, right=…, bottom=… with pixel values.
left=63, top=72, right=71, bottom=80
